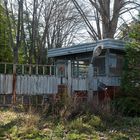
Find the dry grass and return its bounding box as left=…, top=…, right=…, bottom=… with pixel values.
left=0, top=110, right=17, bottom=125
left=0, top=108, right=140, bottom=140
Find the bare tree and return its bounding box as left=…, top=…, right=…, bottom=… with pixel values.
left=43, top=0, right=82, bottom=49
left=23, top=0, right=82, bottom=64
left=71, top=0, right=140, bottom=39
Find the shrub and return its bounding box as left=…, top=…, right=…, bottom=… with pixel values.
left=112, top=97, right=140, bottom=117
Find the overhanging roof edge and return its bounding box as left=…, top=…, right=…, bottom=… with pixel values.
left=48, top=39, right=126, bottom=58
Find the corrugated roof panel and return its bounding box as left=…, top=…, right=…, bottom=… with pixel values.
left=48, top=39, right=125, bottom=58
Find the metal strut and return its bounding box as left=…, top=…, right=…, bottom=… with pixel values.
left=71, top=0, right=98, bottom=40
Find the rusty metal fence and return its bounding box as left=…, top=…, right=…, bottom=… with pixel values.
left=0, top=63, right=59, bottom=94
left=0, top=63, right=60, bottom=106
left=0, top=63, right=88, bottom=106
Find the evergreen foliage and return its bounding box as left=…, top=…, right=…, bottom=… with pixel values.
left=114, top=21, right=140, bottom=116
left=0, top=4, right=13, bottom=62
left=122, top=22, right=140, bottom=95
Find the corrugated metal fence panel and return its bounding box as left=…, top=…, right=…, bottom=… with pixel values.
left=0, top=74, right=60, bottom=95
left=0, top=74, right=13, bottom=94
left=56, top=77, right=67, bottom=85
left=0, top=75, right=121, bottom=95
left=72, top=78, right=88, bottom=91
left=6, top=75, right=13, bottom=94
left=16, top=75, right=59, bottom=95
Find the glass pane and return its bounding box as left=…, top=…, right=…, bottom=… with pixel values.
left=72, top=61, right=78, bottom=77
left=72, top=61, right=88, bottom=78
left=93, top=57, right=105, bottom=75
left=109, top=55, right=117, bottom=68
left=109, top=56, right=123, bottom=76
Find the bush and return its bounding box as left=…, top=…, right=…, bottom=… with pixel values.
left=119, top=23, right=140, bottom=117
left=112, top=97, right=140, bottom=117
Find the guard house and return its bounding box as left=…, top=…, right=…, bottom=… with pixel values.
left=48, top=39, right=125, bottom=98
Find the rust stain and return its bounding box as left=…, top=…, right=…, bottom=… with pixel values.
left=12, top=71, right=16, bottom=104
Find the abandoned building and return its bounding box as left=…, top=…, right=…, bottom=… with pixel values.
left=0, top=38, right=125, bottom=105
left=48, top=38, right=125, bottom=101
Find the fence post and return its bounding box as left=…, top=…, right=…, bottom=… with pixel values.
left=43, top=66, right=45, bottom=75
left=12, top=64, right=16, bottom=104
left=87, top=64, right=94, bottom=103
left=36, top=65, right=38, bottom=75
left=68, top=60, right=72, bottom=96
left=22, top=65, right=24, bottom=75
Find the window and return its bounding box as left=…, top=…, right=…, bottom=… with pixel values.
left=109, top=54, right=123, bottom=76
left=72, top=61, right=88, bottom=78
left=93, top=57, right=105, bottom=75
left=56, top=64, right=65, bottom=77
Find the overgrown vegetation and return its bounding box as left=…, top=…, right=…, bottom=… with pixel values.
left=0, top=108, right=140, bottom=140
left=113, top=21, right=140, bottom=117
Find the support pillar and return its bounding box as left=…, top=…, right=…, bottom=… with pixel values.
left=12, top=64, right=16, bottom=104
left=68, top=60, right=72, bottom=96
left=87, top=64, right=94, bottom=103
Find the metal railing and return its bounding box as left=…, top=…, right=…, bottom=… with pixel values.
left=0, top=63, right=56, bottom=75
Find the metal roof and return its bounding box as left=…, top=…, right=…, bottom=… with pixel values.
left=48, top=39, right=126, bottom=58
